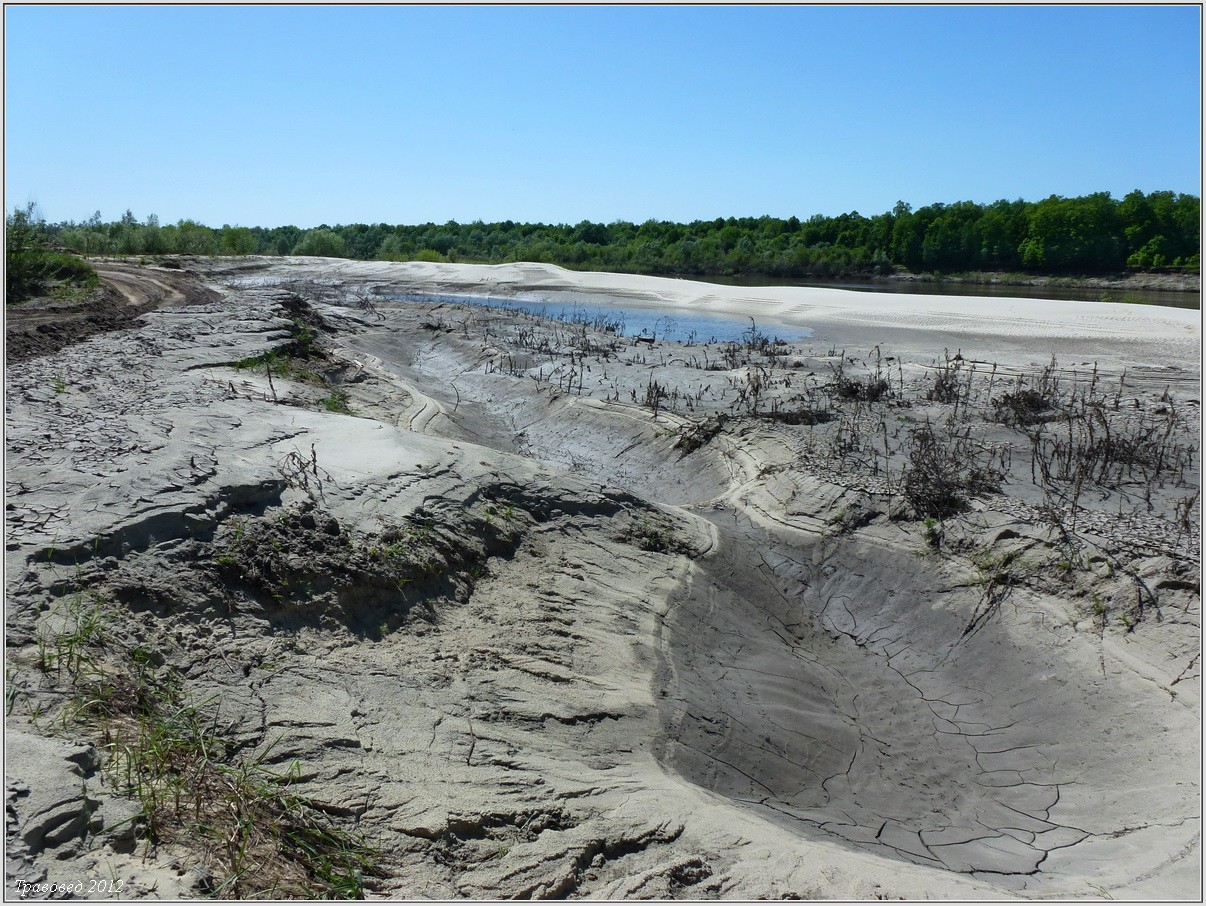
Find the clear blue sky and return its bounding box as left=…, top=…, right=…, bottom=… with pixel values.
left=5, top=4, right=1201, bottom=228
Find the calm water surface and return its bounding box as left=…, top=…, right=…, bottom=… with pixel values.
left=704, top=275, right=1200, bottom=310
left=390, top=273, right=1198, bottom=345
left=390, top=294, right=814, bottom=344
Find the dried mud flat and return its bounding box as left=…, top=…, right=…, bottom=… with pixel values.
left=4, top=257, right=1201, bottom=900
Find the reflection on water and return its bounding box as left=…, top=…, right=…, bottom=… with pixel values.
left=701, top=274, right=1201, bottom=310
left=389, top=294, right=813, bottom=344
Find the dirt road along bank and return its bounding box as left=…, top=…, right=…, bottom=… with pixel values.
left=5, top=258, right=220, bottom=364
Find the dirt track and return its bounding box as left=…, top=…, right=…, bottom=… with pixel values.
left=5, top=259, right=220, bottom=364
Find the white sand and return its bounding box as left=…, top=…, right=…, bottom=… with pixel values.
left=251, top=258, right=1201, bottom=376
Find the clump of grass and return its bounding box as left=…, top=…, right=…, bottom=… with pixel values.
left=922, top=517, right=942, bottom=549
left=35, top=593, right=379, bottom=898
left=970, top=546, right=1023, bottom=584
left=643, top=377, right=670, bottom=416
left=233, top=320, right=358, bottom=417
left=102, top=692, right=377, bottom=898
left=7, top=666, right=24, bottom=716
left=320, top=391, right=352, bottom=414
left=234, top=320, right=331, bottom=386
left=927, top=356, right=962, bottom=404
left=835, top=375, right=891, bottom=403
left=234, top=349, right=318, bottom=385
left=631, top=517, right=672, bottom=553
left=961, top=545, right=1035, bottom=638
left=36, top=593, right=111, bottom=677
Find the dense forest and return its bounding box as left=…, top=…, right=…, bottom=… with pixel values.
left=15, top=191, right=1202, bottom=288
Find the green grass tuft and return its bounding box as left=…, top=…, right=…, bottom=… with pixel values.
left=31, top=592, right=379, bottom=899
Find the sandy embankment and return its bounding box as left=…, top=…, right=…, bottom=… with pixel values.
left=4, top=257, right=1200, bottom=899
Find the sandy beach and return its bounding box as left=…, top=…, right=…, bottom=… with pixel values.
left=5, top=257, right=1200, bottom=899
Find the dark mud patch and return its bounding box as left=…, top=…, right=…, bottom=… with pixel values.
left=5, top=263, right=220, bottom=364
left=64, top=498, right=527, bottom=642
left=206, top=499, right=526, bottom=635
left=6, top=287, right=152, bottom=364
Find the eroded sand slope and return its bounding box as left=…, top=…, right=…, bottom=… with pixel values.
left=5, top=258, right=1200, bottom=899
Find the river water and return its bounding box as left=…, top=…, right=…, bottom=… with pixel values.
left=390, top=271, right=1198, bottom=345
left=702, top=274, right=1200, bottom=310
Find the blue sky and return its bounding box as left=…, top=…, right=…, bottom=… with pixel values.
left=5, top=4, right=1201, bottom=228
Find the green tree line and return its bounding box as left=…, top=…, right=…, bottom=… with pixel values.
left=5, top=203, right=99, bottom=303
left=29, top=190, right=1202, bottom=280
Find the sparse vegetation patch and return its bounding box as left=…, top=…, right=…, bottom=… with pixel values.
left=21, top=592, right=379, bottom=899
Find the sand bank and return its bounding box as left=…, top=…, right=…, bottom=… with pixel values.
left=5, top=257, right=1199, bottom=899
left=226, top=258, right=1200, bottom=380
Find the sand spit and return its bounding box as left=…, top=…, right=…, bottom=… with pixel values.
left=5, top=257, right=1200, bottom=899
